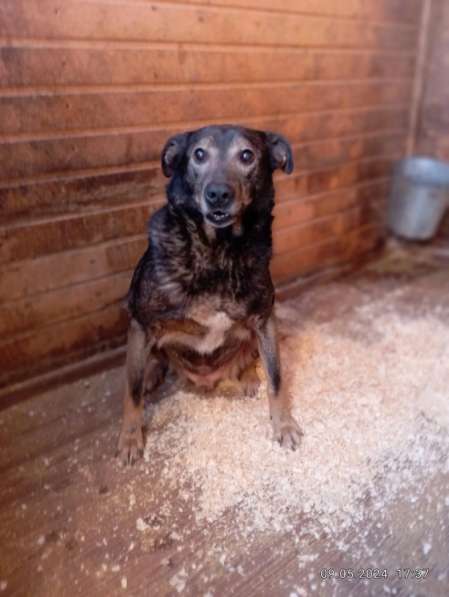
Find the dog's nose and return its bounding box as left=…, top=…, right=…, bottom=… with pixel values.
left=205, top=183, right=235, bottom=208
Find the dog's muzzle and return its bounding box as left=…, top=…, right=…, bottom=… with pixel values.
left=204, top=182, right=236, bottom=227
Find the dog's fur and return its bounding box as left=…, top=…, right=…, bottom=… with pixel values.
left=117, top=125, right=302, bottom=465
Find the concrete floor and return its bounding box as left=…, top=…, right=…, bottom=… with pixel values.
left=1, top=242, right=449, bottom=597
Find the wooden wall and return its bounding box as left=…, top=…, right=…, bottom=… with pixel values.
left=415, top=0, right=449, bottom=161
left=0, top=0, right=424, bottom=389
left=413, top=0, right=449, bottom=238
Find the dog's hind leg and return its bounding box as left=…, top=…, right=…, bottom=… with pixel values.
left=117, top=319, right=150, bottom=465
left=254, top=313, right=302, bottom=450
left=238, top=363, right=260, bottom=397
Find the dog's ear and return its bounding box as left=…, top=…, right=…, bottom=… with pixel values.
left=265, top=132, right=294, bottom=174
left=161, top=132, right=190, bottom=177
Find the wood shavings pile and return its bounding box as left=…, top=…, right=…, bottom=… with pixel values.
left=143, top=291, right=449, bottom=539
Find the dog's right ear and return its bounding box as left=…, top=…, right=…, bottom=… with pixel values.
left=161, top=132, right=190, bottom=178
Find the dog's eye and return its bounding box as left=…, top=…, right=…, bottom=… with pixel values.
left=194, top=148, right=207, bottom=163
left=240, top=149, right=255, bottom=164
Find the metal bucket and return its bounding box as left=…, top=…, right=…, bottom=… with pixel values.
left=388, top=156, right=449, bottom=241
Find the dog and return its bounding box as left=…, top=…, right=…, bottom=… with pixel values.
left=117, top=125, right=302, bottom=465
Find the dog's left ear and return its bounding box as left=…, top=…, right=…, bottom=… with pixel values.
left=161, top=132, right=190, bottom=177
left=266, top=133, right=294, bottom=174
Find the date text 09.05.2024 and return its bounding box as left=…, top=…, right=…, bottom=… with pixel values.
left=320, top=568, right=430, bottom=581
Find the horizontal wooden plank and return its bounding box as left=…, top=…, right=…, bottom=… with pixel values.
left=273, top=237, right=338, bottom=283
left=274, top=195, right=385, bottom=255
left=0, top=271, right=131, bottom=338
left=0, top=201, right=161, bottom=266
left=0, top=170, right=154, bottom=222
left=0, top=1, right=419, bottom=50
left=275, top=211, right=351, bottom=256
left=272, top=223, right=381, bottom=283
left=338, top=222, right=384, bottom=259
left=0, top=304, right=127, bottom=389
left=274, top=179, right=389, bottom=229
left=0, top=47, right=416, bottom=89
left=0, top=127, right=406, bottom=185
left=275, top=155, right=396, bottom=199
left=0, top=236, right=147, bottom=304
left=146, top=0, right=423, bottom=24
left=294, top=133, right=405, bottom=172
left=0, top=155, right=397, bottom=265
left=0, top=81, right=413, bottom=138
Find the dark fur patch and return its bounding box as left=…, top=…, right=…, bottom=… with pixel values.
left=130, top=376, right=143, bottom=406
left=272, top=368, right=281, bottom=394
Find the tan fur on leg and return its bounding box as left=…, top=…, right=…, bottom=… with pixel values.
left=117, top=319, right=148, bottom=465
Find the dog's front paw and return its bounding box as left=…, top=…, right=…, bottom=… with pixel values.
left=116, top=425, right=144, bottom=466
left=272, top=413, right=303, bottom=450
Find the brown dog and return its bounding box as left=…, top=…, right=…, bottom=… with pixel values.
left=117, top=125, right=302, bottom=465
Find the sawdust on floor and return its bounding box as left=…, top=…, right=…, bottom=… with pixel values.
left=140, top=289, right=449, bottom=548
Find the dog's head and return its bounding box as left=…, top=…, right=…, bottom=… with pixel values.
left=161, top=125, right=293, bottom=229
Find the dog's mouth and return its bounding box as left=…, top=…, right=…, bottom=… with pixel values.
left=205, top=209, right=235, bottom=228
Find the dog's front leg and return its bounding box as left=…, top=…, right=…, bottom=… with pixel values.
left=117, top=318, right=150, bottom=465
left=254, top=313, right=302, bottom=450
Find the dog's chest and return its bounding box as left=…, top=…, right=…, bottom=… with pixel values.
left=185, top=237, right=253, bottom=294
left=155, top=299, right=249, bottom=355
left=189, top=309, right=233, bottom=353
